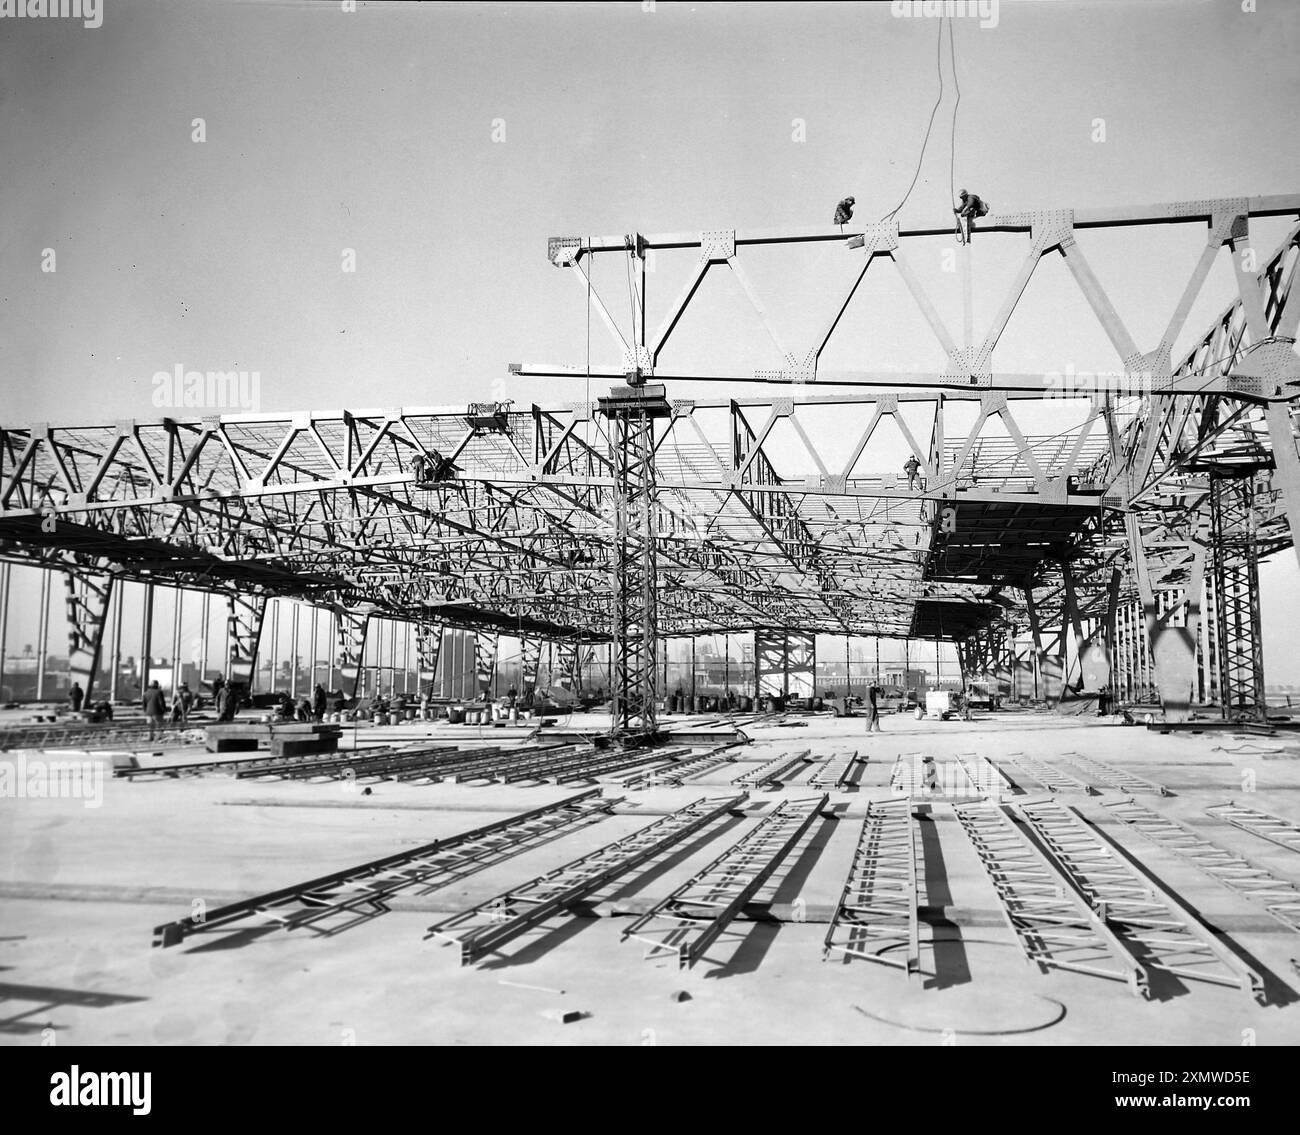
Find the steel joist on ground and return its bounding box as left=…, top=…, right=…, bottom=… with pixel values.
left=823, top=799, right=920, bottom=977
left=622, top=795, right=828, bottom=969
left=427, top=794, right=746, bottom=966
left=1205, top=802, right=1300, bottom=856
left=609, top=744, right=736, bottom=788
left=152, top=789, right=613, bottom=948
left=732, top=748, right=813, bottom=788
left=1060, top=752, right=1169, bottom=796
left=952, top=752, right=1014, bottom=800
left=1008, top=753, right=1096, bottom=795
left=1103, top=797, right=1300, bottom=934
left=808, top=750, right=862, bottom=790
left=1015, top=797, right=1264, bottom=1000
left=954, top=801, right=1147, bottom=996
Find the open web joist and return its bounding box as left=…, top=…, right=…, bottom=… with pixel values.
left=152, top=789, right=613, bottom=948
left=428, top=794, right=746, bottom=966
left=623, top=795, right=828, bottom=969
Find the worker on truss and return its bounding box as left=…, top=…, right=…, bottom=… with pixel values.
left=953, top=188, right=989, bottom=244
left=833, top=196, right=855, bottom=227
left=903, top=454, right=923, bottom=492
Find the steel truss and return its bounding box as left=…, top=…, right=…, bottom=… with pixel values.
left=808, top=750, right=862, bottom=790
left=1206, top=802, right=1300, bottom=856
left=954, top=802, right=1146, bottom=995
left=1209, top=471, right=1267, bottom=720
left=613, top=742, right=741, bottom=788
left=603, top=387, right=668, bottom=737
left=732, top=748, right=814, bottom=788
left=1059, top=752, right=1169, bottom=797
left=952, top=751, right=1015, bottom=799
left=1007, top=753, right=1096, bottom=795
left=1103, top=797, right=1300, bottom=934
left=3, top=197, right=1300, bottom=731
left=152, top=789, right=613, bottom=947
left=823, top=799, right=920, bottom=976
left=1014, top=798, right=1264, bottom=999
left=428, top=794, right=745, bottom=965
left=623, top=795, right=828, bottom=968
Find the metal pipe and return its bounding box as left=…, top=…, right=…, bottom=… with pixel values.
left=199, top=591, right=210, bottom=695
left=289, top=602, right=299, bottom=700
left=171, top=588, right=183, bottom=695
left=109, top=579, right=123, bottom=702
left=140, top=581, right=154, bottom=701
left=0, top=562, right=9, bottom=702
left=36, top=569, right=50, bottom=700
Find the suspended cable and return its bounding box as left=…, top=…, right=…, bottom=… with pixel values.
left=880, top=17, right=946, bottom=225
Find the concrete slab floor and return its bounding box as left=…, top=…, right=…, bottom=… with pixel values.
left=3, top=710, right=1300, bottom=1045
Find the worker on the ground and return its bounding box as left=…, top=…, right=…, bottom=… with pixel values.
left=922, top=755, right=938, bottom=794
left=865, top=683, right=882, bottom=733
left=833, top=196, right=855, bottom=226
left=953, top=189, right=989, bottom=244
left=904, top=454, right=922, bottom=492
left=143, top=680, right=168, bottom=742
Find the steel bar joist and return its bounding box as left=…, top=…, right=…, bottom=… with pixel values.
left=619, top=743, right=742, bottom=788
left=808, top=750, right=862, bottom=790
left=623, top=794, right=828, bottom=969
left=1059, top=753, right=1169, bottom=797
left=1206, top=802, right=1300, bottom=856
left=62, top=564, right=115, bottom=702
left=1209, top=471, right=1267, bottom=721
left=152, top=789, right=613, bottom=947
left=1103, top=797, right=1300, bottom=934
left=473, top=631, right=499, bottom=699
left=954, top=801, right=1147, bottom=996
left=330, top=599, right=369, bottom=697
left=1008, top=754, right=1096, bottom=796
left=427, top=794, right=745, bottom=966
left=224, top=587, right=267, bottom=691
left=732, top=748, right=814, bottom=788
left=824, top=799, right=921, bottom=977
left=1014, top=797, right=1264, bottom=999
left=415, top=622, right=443, bottom=698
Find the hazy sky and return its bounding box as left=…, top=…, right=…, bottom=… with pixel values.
left=1, top=0, right=1298, bottom=676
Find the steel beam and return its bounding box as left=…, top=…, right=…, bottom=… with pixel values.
left=623, top=794, right=827, bottom=968
left=428, top=794, right=744, bottom=965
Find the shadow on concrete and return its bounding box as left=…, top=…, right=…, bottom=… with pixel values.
left=0, top=980, right=147, bottom=1036
left=916, top=808, right=971, bottom=991
left=476, top=911, right=597, bottom=970
left=607, top=815, right=747, bottom=900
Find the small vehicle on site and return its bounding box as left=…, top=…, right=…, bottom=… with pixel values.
left=924, top=688, right=967, bottom=721
left=964, top=681, right=1001, bottom=712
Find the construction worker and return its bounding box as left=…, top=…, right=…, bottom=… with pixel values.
left=922, top=755, right=939, bottom=794
left=833, top=196, right=855, bottom=226
left=865, top=684, right=883, bottom=733
left=68, top=681, right=84, bottom=714
left=953, top=189, right=989, bottom=244
left=904, top=455, right=922, bottom=492
left=410, top=453, right=429, bottom=484
left=142, top=680, right=168, bottom=742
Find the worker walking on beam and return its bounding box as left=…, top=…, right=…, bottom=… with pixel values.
left=953, top=188, right=989, bottom=244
